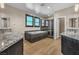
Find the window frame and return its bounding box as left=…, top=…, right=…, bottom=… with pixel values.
left=41, top=20, right=45, bottom=27
left=25, top=14, right=33, bottom=27
left=34, top=17, right=40, bottom=27
left=45, top=20, right=49, bottom=27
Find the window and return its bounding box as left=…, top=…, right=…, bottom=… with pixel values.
left=41, top=20, right=49, bottom=27
left=25, top=15, right=33, bottom=26
left=45, top=20, right=49, bottom=26
left=34, top=18, right=40, bottom=26
left=25, top=14, right=41, bottom=27
left=42, top=20, right=45, bottom=26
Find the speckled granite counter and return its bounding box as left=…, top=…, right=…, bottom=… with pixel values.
left=61, top=32, right=79, bottom=40
left=0, top=32, right=23, bottom=53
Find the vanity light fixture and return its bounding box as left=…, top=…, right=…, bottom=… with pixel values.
left=75, top=4, right=79, bottom=12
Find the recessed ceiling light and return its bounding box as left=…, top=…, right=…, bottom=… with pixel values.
left=0, top=3, right=5, bottom=8
left=47, top=6, right=50, bottom=9
left=35, top=6, right=40, bottom=14
left=75, top=4, right=79, bottom=12
left=26, top=4, right=33, bottom=10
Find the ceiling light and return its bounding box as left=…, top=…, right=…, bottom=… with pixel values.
left=0, top=3, right=5, bottom=8
left=75, top=4, right=79, bottom=12
left=35, top=8, right=40, bottom=13
left=26, top=4, right=33, bottom=10
left=35, top=5, right=40, bottom=13
left=47, top=6, right=50, bottom=9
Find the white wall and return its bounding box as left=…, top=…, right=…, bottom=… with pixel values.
left=0, top=5, right=40, bottom=34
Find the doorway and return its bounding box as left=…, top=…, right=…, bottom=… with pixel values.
left=59, top=18, right=65, bottom=36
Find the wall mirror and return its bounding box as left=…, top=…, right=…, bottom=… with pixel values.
left=69, top=18, right=77, bottom=28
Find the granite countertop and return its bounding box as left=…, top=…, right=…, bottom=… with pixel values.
left=61, top=32, right=79, bottom=40
left=0, top=32, right=23, bottom=53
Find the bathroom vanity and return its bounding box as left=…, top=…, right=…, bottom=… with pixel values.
left=61, top=32, right=79, bottom=55
left=0, top=32, right=23, bottom=55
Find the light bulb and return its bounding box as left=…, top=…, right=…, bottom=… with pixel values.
left=47, top=6, right=50, bottom=9
left=75, top=4, right=79, bottom=12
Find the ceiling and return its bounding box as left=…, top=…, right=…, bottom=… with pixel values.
left=7, top=3, right=75, bottom=18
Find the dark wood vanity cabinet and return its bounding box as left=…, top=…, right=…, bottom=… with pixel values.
left=61, top=35, right=79, bottom=55
left=0, top=39, right=23, bottom=55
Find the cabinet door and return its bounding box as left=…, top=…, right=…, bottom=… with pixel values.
left=61, top=36, right=75, bottom=55
left=74, top=40, right=79, bottom=54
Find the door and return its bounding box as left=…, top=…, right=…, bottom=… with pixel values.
left=59, top=18, right=65, bottom=36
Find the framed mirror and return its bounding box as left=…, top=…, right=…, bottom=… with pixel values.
left=69, top=18, right=77, bottom=28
